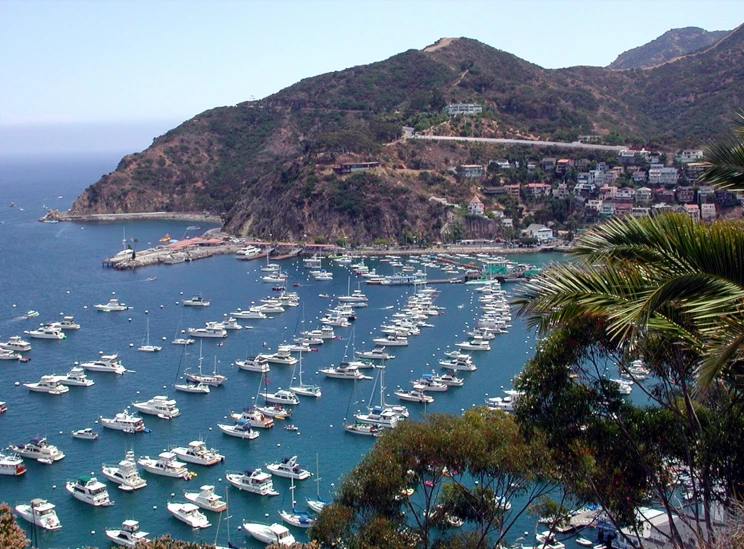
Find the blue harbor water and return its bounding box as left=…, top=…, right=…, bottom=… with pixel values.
left=0, top=155, right=563, bottom=548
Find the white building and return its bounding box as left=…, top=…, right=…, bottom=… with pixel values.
left=444, top=103, right=482, bottom=115
left=467, top=196, right=485, bottom=216
left=521, top=223, right=553, bottom=242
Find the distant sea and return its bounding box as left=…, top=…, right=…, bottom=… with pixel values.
left=0, top=154, right=560, bottom=549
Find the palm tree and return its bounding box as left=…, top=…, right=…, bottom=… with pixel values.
left=700, top=110, right=744, bottom=193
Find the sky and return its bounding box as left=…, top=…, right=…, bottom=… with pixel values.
left=2, top=0, right=744, bottom=156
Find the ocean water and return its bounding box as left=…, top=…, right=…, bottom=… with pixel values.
left=0, top=155, right=561, bottom=549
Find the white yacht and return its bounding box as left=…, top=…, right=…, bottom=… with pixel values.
left=100, top=409, right=146, bottom=432
left=265, top=455, right=312, bottom=480
left=256, top=404, right=293, bottom=419
left=226, top=468, right=279, bottom=495
left=81, top=353, right=126, bottom=374
left=24, top=374, right=70, bottom=395
left=356, top=347, right=395, bottom=360
left=0, top=452, right=26, bottom=476
left=260, top=388, right=299, bottom=406
left=172, top=337, right=195, bottom=345
left=242, top=522, right=295, bottom=546
left=138, top=452, right=191, bottom=479
left=279, top=506, right=316, bottom=529
left=354, top=406, right=400, bottom=429
left=174, top=381, right=211, bottom=393
left=395, top=389, right=434, bottom=403
left=216, top=317, right=243, bottom=330
left=58, top=316, right=81, bottom=330
left=230, top=307, right=268, bottom=319
left=412, top=374, right=448, bottom=392
left=105, top=519, right=150, bottom=548
left=183, top=295, right=210, bottom=307
left=0, top=335, right=32, bottom=352
left=9, top=437, right=65, bottom=462
left=101, top=450, right=147, bottom=491
left=15, top=499, right=62, bottom=530
left=455, top=338, right=491, bottom=351
left=439, top=356, right=477, bottom=371
left=310, top=269, right=333, bottom=280
left=303, top=325, right=336, bottom=340
left=373, top=334, right=409, bottom=346
left=24, top=325, right=66, bottom=340
left=234, top=355, right=270, bottom=372
left=264, top=348, right=298, bottom=365
left=0, top=349, right=21, bottom=360
left=344, top=422, right=383, bottom=437
left=184, top=485, right=227, bottom=512
left=230, top=407, right=274, bottom=429
left=65, top=475, right=114, bottom=506
left=94, top=298, right=130, bottom=312
left=319, top=362, right=371, bottom=380
left=132, top=395, right=180, bottom=419
left=432, top=372, right=464, bottom=387
left=172, top=441, right=224, bottom=466
left=187, top=324, right=227, bottom=338
left=217, top=421, right=260, bottom=439
left=184, top=369, right=227, bottom=386
left=57, top=366, right=95, bottom=387
left=167, top=502, right=211, bottom=528
left=71, top=428, right=99, bottom=440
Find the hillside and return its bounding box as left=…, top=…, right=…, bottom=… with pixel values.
left=70, top=28, right=744, bottom=242
left=608, top=26, right=730, bottom=69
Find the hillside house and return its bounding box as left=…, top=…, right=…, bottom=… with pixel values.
left=586, top=199, right=602, bottom=211
left=676, top=186, right=696, bottom=204
left=675, top=149, right=704, bottom=163
left=574, top=182, right=595, bottom=198
left=576, top=158, right=591, bottom=171
left=457, top=165, right=485, bottom=178
left=635, top=187, right=653, bottom=203
left=333, top=161, right=380, bottom=174
left=504, top=184, right=521, bottom=200
left=616, top=187, right=635, bottom=203
left=701, top=203, right=717, bottom=220
left=467, top=196, right=485, bottom=216
left=525, top=183, right=552, bottom=199
left=604, top=170, right=620, bottom=184
left=653, top=203, right=674, bottom=214
left=615, top=202, right=633, bottom=216
left=522, top=223, right=554, bottom=242
left=489, top=159, right=513, bottom=170
left=600, top=202, right=616, bottom=217
left=611, top=166, right=625, bottom=179
left=630, top=169, right=647, bottom=184
left=541, top=158, right=557, bottom=172
left=598, top=185, right=616, bottom=201
left=655, top=188, right=676, bottom=203
left=631, top=207, right=650, bottom=217
left=444, top=103, right=482, bottom=115
left=553, top=182, right=571, bottom=200
left=683, top=204, right=701, bottom=221
left=649, top=166, right=679, bottom=186
left=527, top=162, right=537, bottom=172
left=697, top=186, right=716, bottom=204
left=618, top=149, right=639, bottom=165
left=591, top=169, right=608, bottom=186
left=684, top=162, right=708, bottom=182
left=555, top=158, right=574, bottom=175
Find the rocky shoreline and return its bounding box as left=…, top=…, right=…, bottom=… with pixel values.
left=58, top=211, right=222, bottom=223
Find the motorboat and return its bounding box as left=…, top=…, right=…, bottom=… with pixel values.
left=0, top=451, right=26, bottom=476
left=412, top=373, right=448, bottom=392
left=15, top=499, right=61, bottom=530
left=24, top=374, right=69, bottom=395
left=354, top=406, right=400, bottom=429
left=0, top=401, right=5, bottom=414
left=187, top=324, right=227, bottom=338
left=279, top=507, right=316, bottom=529
left=395, top=389, right=434, bottom=403
left=172, top=337, right=195, bottom=345
left=172, top=441, right=224, bottom=466
left=310, top=269, right=333, bottom=280
left=242, top=522, right=296, bottom=546
left=338, top=289, right=369, bottom=304
left=101, top=450, right=147, bottom=491
left=132, top=395, right=180, bottom=419
left=256, top=404, right=293, bottom=419
left=22, top=310, right=40, bottom=318
left=230, top=307, right=268, bottom=319
left=71, top=428, right=99, bottom=440
left=0, top=349, right=21, bottom=360
left=175, top=381, right=211, bottom=393
left=94, top=298, right=130, bottom=312
left=100, top=409, right=146, bottom=432
left=319, top=362, right=371, bottom=380
left=66, top=475, right=114, bottom=506
left=217, top=317, right=243, bottom=330
left=217, top=421, right=260, bottom=440
left=226, top=468, right=279, bottom=495
left=167, top=502, right=211, bottom=528
left=261, top=388, right=300, bottom=406
left=57, top=366, right=95, bottom=387
left=266, top=455, right=312, bottom=480
left=24, top=325, right=66, bottom=340
left=0, top=335, right=32, bottom=352
left=105, top=519, right=150, bottom=548
left=455, top=338, right=491, bottom=351
left=138, top=452, right=191, bottom=479
left=183, top=295, right=210, bottom=307
left=576, top=537, right=593, bottom=547
left=432, top=372, right=464, bottom=386
left=439, top=356, right=477, bottom=371
left=80, top=353, right=126, bottom=374
left=444, top=349, right=471, bottom=359
left=485, top=390, right=522, bottom=412
left=58, top=316, right=81, bottom=330
left=184, top=484, right=227, bottom=512
left=235, top=355, right=270, bottom=372
left=230, top=407, right=274, bottom=428
left=264, top=348, right=298, bottom=365
left=9, top=437, right=65, bottom=462
left=356, top=346, right=395, bottom=360
left=344, top=422, right=382, bottom=437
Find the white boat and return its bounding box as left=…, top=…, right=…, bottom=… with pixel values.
left=226, top=468, right=279, bottom=495
left=576, top=537, right=593, bottom=547
left=356, top=346, right=395, bottom=360
left=261, top=388, right=300, bottom=406
left=310, top=269, right=333, bottom=280
left=71, top=428, right=98, bottom=440
left=172, top=441, right=224, bottom=466
left=58, top=315, right=81, bottom=330
left=217, top=421, right=260, bottom=439
left=185, top=350, right=227, bottom=386
left=432, top=372, right=464, bottom=387
left=137, top=318, right=162, bottom=352
left=172, top=337, right=195, bottom=345
left=279, top=506, right=315, bottom=529
left=354, top=366, right=406, bottom=428
left=215, top=317, right=243, bottom=330
left=187, top=324, right=227, bottom=338
left=455, top=338, right=491, bottom=351
left=183, top=295, right=210, bottom=307
left=24, top=374, right=69, bottom=395
left=65, top=475, right=114, bottom=506
left=94, top=298, right=130, bottom=312
left=289, top=351, right=321, bottom=397
left=242, top=522, right=296, bottom=546
left=24, top=325, right=66, bottom=340
left=138, top=452, right=191, bottom=479
left=184, top=484, right=227, bottom=512
left=106, top=519, right=150, bottom=548
left=256, top=404, right=293, bottom=419
left=320, top=362, right=370, bottom=380
left=81, top=353, right=126, bottom=374
left=23, top=310, right=40, bottom=318
left=57, top=366, right=95, bottom=387
left=100, top=409, right=146, bottom=432
left=9, top=437, right=65, bottom=462
left=264, top=348, right=298, bottom=365
left=0, top=335, right=32, bottom=352
left=230, top=407, right=274, bottom=429
left=175, top=381, right=211, bottom=393
left=303, top=254, right=322, bottom=269
left=15, top=499, right=62, bottom=530
left=412, top=374, right=448, bottom=392
left=132, top=395, right=180, bottom=419
left=167, top=502, right=211, bottom=528
left=344, top=421, right=382, bottom=437
left=101, top=450, right=147, bottom=491
left=0, top=349, right=21, bottom=360
left=235, top=355, right=270, bottom=372
left=373, top=334, right=409, bottom=346
left=230, top=307, right=268, bottom=319
left=0, top=452, right=26, bottom=476
left=395, top=389, right=434, bottom=403
left=439, top=356, right=477, bottom=371
left=266, top=455, right=312, bottom=480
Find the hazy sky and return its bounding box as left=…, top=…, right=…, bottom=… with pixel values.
left=2, top=0, right=743, bottom=155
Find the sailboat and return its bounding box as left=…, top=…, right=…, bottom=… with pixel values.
left=279, top=476, right=316, bottom=529
left=354, top=364, right=407, bottom=428
left=305, top=455, right=328, bottom=513
left=289, top=350, right=321, bottom=398
left=138, top=317, right=162, bottom=352
left=184, top=343, right=227, bottom=386
left=255, top=372, right=294, bottom=419
left=343, top=372, right=383, bottom=437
